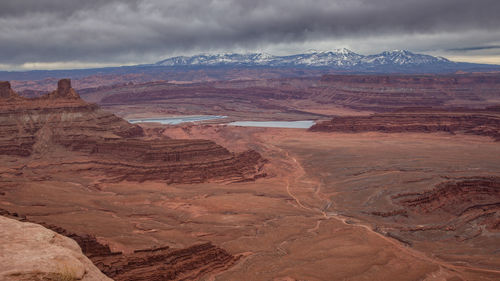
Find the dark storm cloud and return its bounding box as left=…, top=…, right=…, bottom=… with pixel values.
left=1, top=0, right=499, bottom=68
left=0, top=0, right=140, bottom=16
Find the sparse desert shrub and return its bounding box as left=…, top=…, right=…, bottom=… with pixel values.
left=45, top=264, right=79, bottom=281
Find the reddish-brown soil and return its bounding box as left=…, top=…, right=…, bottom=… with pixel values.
left=2, top=122, right=500, bottom=280
left=157, top=125, right=500, bottom=280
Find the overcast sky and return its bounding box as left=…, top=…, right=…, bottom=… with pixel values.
left=1, top=0, right=499, bottom=70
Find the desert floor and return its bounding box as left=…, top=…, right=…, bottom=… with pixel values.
left=2, top=125, right=500, bottom=280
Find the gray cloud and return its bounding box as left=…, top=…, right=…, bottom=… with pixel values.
left=1, top=0, right=499, bottom=69
left=448, top=45, right=500, bottom=52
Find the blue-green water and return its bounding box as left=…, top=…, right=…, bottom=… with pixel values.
left=228, top=120, right=315, bottom=129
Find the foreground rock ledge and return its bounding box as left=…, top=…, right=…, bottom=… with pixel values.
left=0, top=216, right=111, bottom=281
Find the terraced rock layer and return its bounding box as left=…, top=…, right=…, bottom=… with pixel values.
left=0, top=80, right=265, bottom=183
left=310, top=108, right=500, bottom=140
left=315, top=74, right=500, bottom=111
left=93, top=243, right=238, bottom=281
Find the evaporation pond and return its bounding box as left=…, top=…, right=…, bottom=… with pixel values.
left=228, top=120, right=315, bottom=128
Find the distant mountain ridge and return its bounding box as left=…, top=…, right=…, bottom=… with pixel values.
left=155, top=49, right=451, bottom=69
left=2, top=49, right=500, bottom=83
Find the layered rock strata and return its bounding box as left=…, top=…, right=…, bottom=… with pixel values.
left=0, top=80, right=142, bottom=157
left=365, top=176, right=500, bottom=248
left=315, top=74, right=500, bottom=111
left=310, top=108, right=500, bottom=141
left=72, top=73, right=500, bottom=118
left=92, top=243, right=239, bottom=281
left=392, top=177, right=500, bottom=231
left=0, top=79, right=266, bottom=183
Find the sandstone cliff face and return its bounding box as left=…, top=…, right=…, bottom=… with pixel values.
left=0, top=216, right=111, bottom=281
left=0, top=79, right=266, bottom=183
left=310, top=109, right=500, bottom=141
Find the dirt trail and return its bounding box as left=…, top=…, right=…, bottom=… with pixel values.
left=285, top=178, right=314, bottom=212
left=278, top=143, right=500, bottom=279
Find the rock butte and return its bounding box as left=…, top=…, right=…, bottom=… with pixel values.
left=0, top=81, right=19, bottom=100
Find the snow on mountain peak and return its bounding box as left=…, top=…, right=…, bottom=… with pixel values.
left=155, top=49, right=452, bottom=68
left=332, top=48, right=355, bottom=55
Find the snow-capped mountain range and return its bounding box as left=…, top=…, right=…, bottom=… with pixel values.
left=1, top=49, right=498, bottom=81
left=155, top=49, right=451, bottom=68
